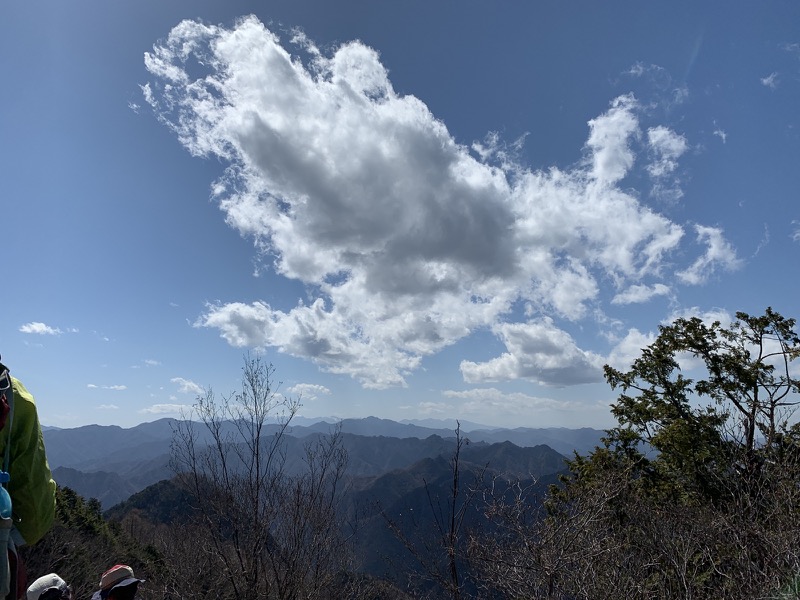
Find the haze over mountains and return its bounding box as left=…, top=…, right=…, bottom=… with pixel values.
left=43, top=417, right=606, bottom=509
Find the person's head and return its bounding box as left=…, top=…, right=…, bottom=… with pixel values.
left=26, top=573, right=72, bottom=600
left=97, top=565, right=143, bottom=600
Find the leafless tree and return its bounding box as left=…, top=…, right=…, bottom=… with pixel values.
left=169, top=356, right=352, bottom=600
left=383, top=423, right=485, bottom=600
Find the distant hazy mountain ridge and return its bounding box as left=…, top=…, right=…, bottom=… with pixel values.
left=43, top=417, right=605, bottom=508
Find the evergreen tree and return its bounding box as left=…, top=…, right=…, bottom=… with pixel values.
left=473, top=308, right=800, bottom=599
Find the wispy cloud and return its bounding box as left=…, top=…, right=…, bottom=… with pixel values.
left=646, top=125, right=688, bottom=202
left=139, top=403, right=191, bottom=415
left=417, top=401, right=454, bottom=415
left=286, top=383, right=331, bottom=401
left=780, top=42, right=800, bottom=66
left=96, top=404, right=120, bottom=410
left=171, top=377, right=204, bottom=395
left=442, top=388, right=577, bottom=413
left=612, top=283, right=671, bottom=305
left=87, top=384, right=127, bottom=391
left=19, top=322, right=62, bottom=335
left=753, top=224, right=770, bottom=257
left=676, top=225, right=743, bottom=285
left=143, top=18, right=738, bottom=389
left=625, top=62, right=654, bottom=78
left=761, top=72, right=779, bottom=89
left=621, top=62, right=688, bottom=108
left=647, top=126, right=688, bottom=177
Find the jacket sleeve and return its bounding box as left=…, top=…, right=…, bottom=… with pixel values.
left=5, top=378, right=56, bottom=545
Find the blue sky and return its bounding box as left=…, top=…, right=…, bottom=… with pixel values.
left=2, top=1, right=799, bottom=429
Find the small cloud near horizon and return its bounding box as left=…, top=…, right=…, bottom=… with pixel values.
left=140, top=403, right=191, bottom=415
left=417, top=401, right=454, bottom=415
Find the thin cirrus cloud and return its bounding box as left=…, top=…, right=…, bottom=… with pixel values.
left=143, top=17, right=741, bottom=390
left=87, top=384, right=127, bottom=391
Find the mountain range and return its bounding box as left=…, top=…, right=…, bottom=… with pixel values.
left=43, top=417, right=606, bottom=509
left=103, top=430, right=573, bottom=588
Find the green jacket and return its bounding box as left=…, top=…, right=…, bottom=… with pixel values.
left=0, top=377, right=56, bottom=545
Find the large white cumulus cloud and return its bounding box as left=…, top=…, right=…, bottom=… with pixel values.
left=144, top=16, right=740, bottom=388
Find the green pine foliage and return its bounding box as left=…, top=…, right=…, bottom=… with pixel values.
left=21, top=486, right=165, bottom=600
left=571, top=309, right=798, bottom=597
left=468, top=308, right=800, bottom=599
left=104, top=478, right=197, bottom=525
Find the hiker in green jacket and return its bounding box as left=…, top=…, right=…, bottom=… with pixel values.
left=0, top=375, right=56, bottom=546
left=0, top=362, right=57, bottom=599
